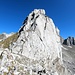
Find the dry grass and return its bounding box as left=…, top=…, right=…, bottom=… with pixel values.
left=0, top=33, right=18, bottom=48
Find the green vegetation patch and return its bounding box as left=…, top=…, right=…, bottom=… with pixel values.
left=0, top=33, right=18, bottom=48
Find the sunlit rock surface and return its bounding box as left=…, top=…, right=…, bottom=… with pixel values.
left=0, top=9, right=72, bottom=75
left=0, top=33, right=14, bottom=41
left=12, top=9, right=62, bottom=61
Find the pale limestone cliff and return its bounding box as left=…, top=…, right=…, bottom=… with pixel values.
left=0, top=9, right=72, bottom=75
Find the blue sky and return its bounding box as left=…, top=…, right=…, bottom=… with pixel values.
left=0, top=0, right=75, bottom=38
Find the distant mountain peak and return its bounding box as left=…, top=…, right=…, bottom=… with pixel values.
left=63, top=36, right=75, bottom=46
left=0, top=32, right=15, bottom=41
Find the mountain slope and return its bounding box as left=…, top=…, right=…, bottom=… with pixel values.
left=0, top=9, right=72, bottom=75
left=62, top=44, right=75, bottom=74
left=0, top=33, right=18, bottom=48
left=10, top=9, right=72, bottom=75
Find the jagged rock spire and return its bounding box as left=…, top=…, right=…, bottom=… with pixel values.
left=63, top=37, right=75, bottom=46
left=0, top=9, right=72, bottom=75
left=12, top=9, right=62, bottom=61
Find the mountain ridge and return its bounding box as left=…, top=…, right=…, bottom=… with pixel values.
left=0, top=9, right=74, bottom=75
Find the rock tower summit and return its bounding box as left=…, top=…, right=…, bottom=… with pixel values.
left=12, top=9, right=62, bottom=61
left=0, top=9, right=72, bottom=75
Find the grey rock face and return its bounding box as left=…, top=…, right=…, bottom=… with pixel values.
left=10, top=9, right=72, bottom=75
left=60, top=36, right=64, bottom=44
left=0, top=34, right=6, bottom=41
left=63, top=37, right=75, bottom=46
left=62, top=44, right=75, bottom=75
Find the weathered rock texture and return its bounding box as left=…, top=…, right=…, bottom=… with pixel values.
left=63, top=37, right=75, bottom=46
left=10, top=9, right=71, bottom=75
left=0, top=9, right=72, bottom=75
left=12, top=9, right=62, bottom=61
left=60, top=36, right=64, bottom=44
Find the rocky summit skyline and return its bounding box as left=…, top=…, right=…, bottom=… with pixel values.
left=0, top=9, right=75, bottom=75
left=0, top=0, right=75, bottom=38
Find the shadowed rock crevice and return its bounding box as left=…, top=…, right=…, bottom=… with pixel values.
left=23, top=17, right=28, bottom=25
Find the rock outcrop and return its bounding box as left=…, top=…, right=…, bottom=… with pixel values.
left=60, top=36, right=64, bottom=44
left=0, top=9, right=72, bottom=75
left=12, top=9, right=62, bottom=61
left=63, top=37, right=75, bottom=46
left=10, top=9, right=71, bottom=75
